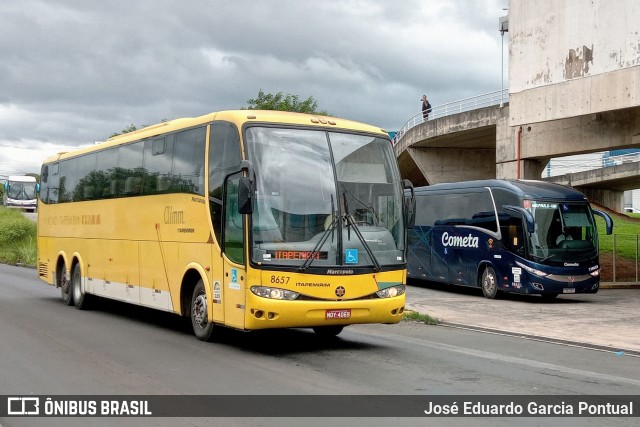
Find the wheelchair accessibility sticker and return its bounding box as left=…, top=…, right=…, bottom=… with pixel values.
left=229, top=269, right=240, bottom=290
left=345, top=249, right=358, bottom=264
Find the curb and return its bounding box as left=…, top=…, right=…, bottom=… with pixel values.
left=437, top=321, right=640, bottom=358
left=600, top=282, right=640, bottom=289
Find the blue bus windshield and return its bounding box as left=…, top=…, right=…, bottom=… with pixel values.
left=525, top=201, right=597, bottom=263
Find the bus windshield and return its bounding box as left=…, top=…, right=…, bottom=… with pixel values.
left=525, top=201, right=598, bottom=263
left=8, top=181, right=37, bottom=200
left=246, top=127, right=405, bottom=269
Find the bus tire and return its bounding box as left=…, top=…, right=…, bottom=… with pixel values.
left=59, top=266, right=73, bottom=306
left=312, top=326, right=344, bottom=337
left=72, top=264, right=90, bottom=310
left=480, top=266, right=498, bottom=299
left=191, top=279, right=215, bottom=341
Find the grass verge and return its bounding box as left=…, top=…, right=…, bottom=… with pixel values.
left=0, top=207, right=37, bottom=267
left=596, top=212, right=640, bottom=259
left=403, top=310, right=439, bottom=325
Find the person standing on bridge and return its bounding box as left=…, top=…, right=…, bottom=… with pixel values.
left=421, top=95, right=432, bottom=121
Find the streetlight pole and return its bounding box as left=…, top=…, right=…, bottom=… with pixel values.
left=499, top=14, right=509, bottom=108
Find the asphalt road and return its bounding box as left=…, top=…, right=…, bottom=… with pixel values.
left=1, top=264, right=639, bottom=427
left=405, top=279, right=640, bottom=354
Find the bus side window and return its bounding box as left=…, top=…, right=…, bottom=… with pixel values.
left=209, top=121, right=242, bottom=247
left=506, top=220, right=525, bottom=255
left=174, top=127, right=206, bottom=196
left=508, top=224, right=519, bottom=250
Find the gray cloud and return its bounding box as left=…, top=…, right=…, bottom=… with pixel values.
left=0, top=0, right=507, bottom=175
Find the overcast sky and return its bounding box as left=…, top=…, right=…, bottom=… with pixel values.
left=0, top=0, right=508, bottom=176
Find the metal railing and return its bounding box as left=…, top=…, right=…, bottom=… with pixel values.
left=600, top=234, right=640, bottom=283
left=544, top=151, right=640, bottom=177
left=392, top=89, right=509, bottom=146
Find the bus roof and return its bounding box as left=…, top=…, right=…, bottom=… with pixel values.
left=414, top=179, right=588, bottom=202
left=42, top=110, right=389, bottom=164
left=8, top=175, right=37, bottom=183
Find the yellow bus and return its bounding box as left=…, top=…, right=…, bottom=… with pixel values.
left=37, top=110, right=412, bottom=340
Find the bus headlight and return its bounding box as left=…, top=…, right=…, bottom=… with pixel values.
left=515, top=261, right=548, bottom=278
left=590, top=269, right=600, bottom=277
left=251, top=286, right=299, bottom=300
left=376, top=285, right=405, bottom=299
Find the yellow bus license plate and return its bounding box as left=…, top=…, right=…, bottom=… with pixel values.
left=325, top=309, right=351, bottom=319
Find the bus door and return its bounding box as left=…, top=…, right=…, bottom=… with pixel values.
left=222, top=174, right=247, bottom=329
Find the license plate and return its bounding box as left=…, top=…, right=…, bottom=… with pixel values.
left=563, top=288, right=576, bottom=294
left=325, top=309, right=351, bottom=319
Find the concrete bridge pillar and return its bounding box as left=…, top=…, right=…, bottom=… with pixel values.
left=577, top=187, right=624, bottom=212
left=496, top=111, right=550, bottom=180
left=408, top=147, right=496, bottom=185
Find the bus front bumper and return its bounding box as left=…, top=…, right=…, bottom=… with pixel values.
left=505, top=277, right=599, bottom=295
left=243, top=293, right=406, bottom=330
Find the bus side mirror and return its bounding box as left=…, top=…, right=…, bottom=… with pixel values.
left=3, top=181, right=8, bottom=191
left=403, top=179, right=415, bottom=229
left=592, top=209, right=613, bottom=235
left=503, top=205, right=535, bottom=234
left=36, top=183, right=40, bottom=193
left=237, top=176, right=253, bottom=214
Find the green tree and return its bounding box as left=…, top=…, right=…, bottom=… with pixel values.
left=244, top=90, right=329, bottom=115
left=110, top=123, right=138, bottom=138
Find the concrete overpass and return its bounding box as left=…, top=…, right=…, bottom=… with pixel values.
left=393, top=98, right=640, bottom=211
left=392, top=1, right=640, bottom=213
left=393, top=92, right=508, bottom=187
left=546, top=157, right=640, bottom=209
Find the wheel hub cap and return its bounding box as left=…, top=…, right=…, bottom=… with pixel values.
left=193, top=294, right=208, bottom=329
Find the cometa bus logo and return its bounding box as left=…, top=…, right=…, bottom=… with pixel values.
left=441, top=232, right=479, bottom=248
left=335, top=286, right=346, bottom=297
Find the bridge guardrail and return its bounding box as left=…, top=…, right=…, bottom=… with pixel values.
left=392, top=89, right=509, bottom=146
left=544, top=151, right=640, bottom=177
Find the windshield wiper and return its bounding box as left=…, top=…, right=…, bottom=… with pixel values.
left=343, top=192, right=381, bottom=271
left=299, top=196, right=338, bottom=272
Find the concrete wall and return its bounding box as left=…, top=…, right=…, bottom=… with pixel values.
left=509, top=0, right=640, bottom=126
left=408, top=147, right=496, bottom=185
left=579, top=187, right=624, bottom=212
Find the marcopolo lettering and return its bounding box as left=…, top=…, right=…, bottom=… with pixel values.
left=441, top=231, right=479, bottom=248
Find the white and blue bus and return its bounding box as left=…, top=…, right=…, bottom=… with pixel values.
left=3, top=175, right=38, bottom=212
left=407, top=180, right=613, bottom=299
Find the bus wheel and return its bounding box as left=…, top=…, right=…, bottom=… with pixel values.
left=191, top=280, right=215, bottom=341
left=312, top=326, right=344, bottom=337
left=71, top=264, right=90, bottom=310
left=480, top=266, right=498, bottom=299
left=59, top=266, right=73, bottom=306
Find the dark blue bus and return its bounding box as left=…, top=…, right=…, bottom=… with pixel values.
left=407, top=180, right=613, bottom=299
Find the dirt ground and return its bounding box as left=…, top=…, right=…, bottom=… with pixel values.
left=599, top=251, right=639, bottom=282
